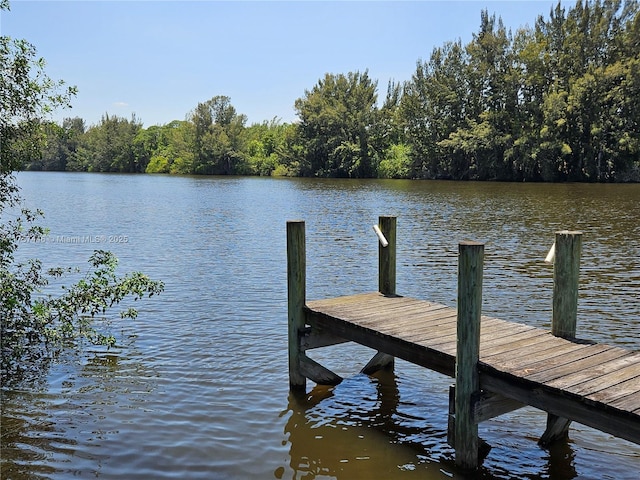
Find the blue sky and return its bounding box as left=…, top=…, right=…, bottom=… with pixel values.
left=3, top=1, right=565, bottom=127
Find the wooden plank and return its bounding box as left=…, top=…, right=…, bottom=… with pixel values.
left=527, top=348, right=632, bottom=385
left=353, top=307, right=455, bottom=325
left=306, top=292, right=385, bottom=308
left=358, top=307, right=456, bottom=331
left=403, top=323, right=458, bottom=343
left=316, top=298, right=428, bottom=318
left=481, top=340, right=588, bottom=369
left=480, top=316, right=536, bottom=330
left=306, top=310, right=457, bottom=377
left=307, top=293, right=424, bottom=312
left=477, top=325, right=536, bottom=345
left=487, top=343, right=614, bottom=377
left=585, top=374, right=640, bottom=405
left=353, top=311, right=458, bottom=338
left=345, top=315, right=456, bottom=343
left=315, top=303, right=450, bottom=331
left=529, top=348, right=629, bottom=390
left=479, top=332, right=555, bottom=358
left=309, top=294, right=453, bottom=320
left=306, top=302, right=415, bottom=322
left=479, top=328, right=549, bottom=350
left=609, top=390, right=640, bottom=413
left=390, top=310, right=458, bottom=329
left=430, top=337, right=457, bottom=357
left=566, top=360, right=640, bottom=396
left=480, top=321, right=537, bottom=336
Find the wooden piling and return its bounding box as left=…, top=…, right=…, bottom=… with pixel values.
left=362, top=216, right=398, bottom=375
left=454, top=241, right=484, bottom=471
left=378, top=216, right=397, bottom=296
left=552, top=230, right=582, bottom=339
left=541, top=230, right=582, bottom=445
left=287, top=220, right=306, bottom=391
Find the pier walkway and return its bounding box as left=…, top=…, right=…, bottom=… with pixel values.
left=286, top=218, right=640, bottom=471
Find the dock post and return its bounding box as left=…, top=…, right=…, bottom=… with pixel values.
left=287, top=220, right=306, bottom=392
left=551, top=230, right=582, bottom=339
left=541, top=230, right=582, bottom=446
left=455, top=241, right=484, bottom=471
left=378, top=216, right=397, bottom=296
left=362, top=216, right=397, bottom=375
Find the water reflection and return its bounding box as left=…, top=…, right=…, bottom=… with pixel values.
left=279, top=367, right=595, bottom=480
left=280, top=370, right=459, bottom=479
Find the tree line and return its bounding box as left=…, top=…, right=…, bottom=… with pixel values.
left=31, top=0, right=640, bottom=182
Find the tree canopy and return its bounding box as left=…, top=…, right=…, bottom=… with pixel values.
left=29, top=0, right=640, bottom=182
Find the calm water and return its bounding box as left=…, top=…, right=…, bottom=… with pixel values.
left=2, top=172, right=639, bottom=479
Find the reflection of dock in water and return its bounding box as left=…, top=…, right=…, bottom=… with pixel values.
left=281, top=371, right=446, bottom=479
left=286, top=217, right=640, bottom=471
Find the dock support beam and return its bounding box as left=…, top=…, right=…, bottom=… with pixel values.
left=541, top=230, right=582, bottom=446
left=454, top=241, right=484, bottom=471
left=362, top=216, right=397, bottom=375
left=287, top=220, right=307, bottom=391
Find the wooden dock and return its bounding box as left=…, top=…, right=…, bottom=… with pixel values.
left=286, top=217, right=640, bottom=471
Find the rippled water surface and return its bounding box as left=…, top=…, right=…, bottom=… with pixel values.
left=2, top=173, right=639, bottom=479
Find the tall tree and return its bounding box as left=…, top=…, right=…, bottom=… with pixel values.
left=438, top=11, right=518, bottom=180
left=294, top=70, right=379, bottom=177
left=190, top=95, right=247, bottom=175
left=34, top=117, right=85, bottom=171
left=402, top=40, right=469, bottom=178
left=73, top=114, right=143, bottom=172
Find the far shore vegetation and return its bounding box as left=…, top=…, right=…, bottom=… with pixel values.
left=25, top=1, right=640, bottom=182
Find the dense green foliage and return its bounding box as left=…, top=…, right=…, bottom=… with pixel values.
left=0, top=183, right=165, bottom=382
left=1, top=0, right=164, bottom=384
left=404, top=1, right=640, bottom=181
left=30, top=0, right=640, bottom=181
left=1, top=1, right=76, bottom=173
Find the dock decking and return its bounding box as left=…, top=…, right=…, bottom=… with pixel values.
left=305, top=292, right=640, bottom=442
left=286, top=218, right=640, bottom=471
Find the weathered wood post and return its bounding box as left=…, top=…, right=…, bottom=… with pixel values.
left=455, top=241, right=484, bottom=470
left=378, top=215, right=397, bottom=296
left=540, top=230, right=582, bottom=446
left=287, top=220, right=306, bottom=391
left=552, top=230, right=582, bottom=339
left=362, top=216, right=397, bottom=375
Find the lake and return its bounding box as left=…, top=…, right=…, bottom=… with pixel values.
left=2, top=172, right=639, bottom=479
